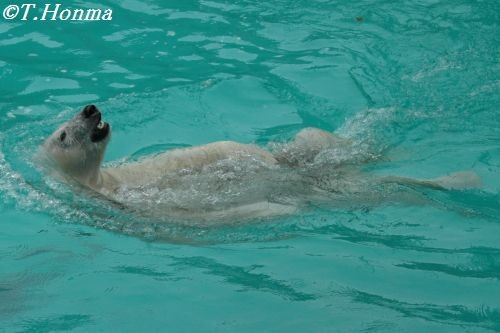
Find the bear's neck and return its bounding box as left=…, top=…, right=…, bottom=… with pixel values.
left=85, top=169, right=120, bottom=193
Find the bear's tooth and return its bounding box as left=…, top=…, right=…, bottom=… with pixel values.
left=97, top=121, right=104, bottom=129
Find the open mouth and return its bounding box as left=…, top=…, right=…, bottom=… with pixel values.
left=90, top=111, right=110, bottom=143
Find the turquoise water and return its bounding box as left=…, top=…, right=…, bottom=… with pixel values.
left=1, top=0, right=500, bottom=331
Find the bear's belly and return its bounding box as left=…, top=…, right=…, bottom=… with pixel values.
left=101, top=141, right=278, bottom=189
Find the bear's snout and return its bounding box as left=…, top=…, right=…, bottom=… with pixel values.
left=82, top=104, right=99, bottom=118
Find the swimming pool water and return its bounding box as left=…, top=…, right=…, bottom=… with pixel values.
left=1, top=0, right=499, bottom=332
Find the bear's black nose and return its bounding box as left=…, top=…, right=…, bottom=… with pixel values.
left=82, top=104, right=98, bottom=118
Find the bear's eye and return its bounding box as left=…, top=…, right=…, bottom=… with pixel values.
left=59, top=131, right=66, bottom=142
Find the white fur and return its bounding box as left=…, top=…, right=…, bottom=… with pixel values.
left=43, top=109, right=339, bottom=219
left=43, top=108, right=481, bottom=220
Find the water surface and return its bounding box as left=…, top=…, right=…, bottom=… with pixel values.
left=1, top=0, right=499, bottom=332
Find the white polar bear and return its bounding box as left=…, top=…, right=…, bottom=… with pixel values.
left=42, top=105, right=481, bottom=221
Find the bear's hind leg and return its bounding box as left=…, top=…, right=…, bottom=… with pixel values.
left=272, top=127, right=351, bottom=166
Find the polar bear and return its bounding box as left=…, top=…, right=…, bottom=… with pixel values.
left=43, top=105, right=306, bottom=219
left=42, top=105, right=481, bottom=220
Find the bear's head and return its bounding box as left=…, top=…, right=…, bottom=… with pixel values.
left=43, top=105, right=111, bottom=186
